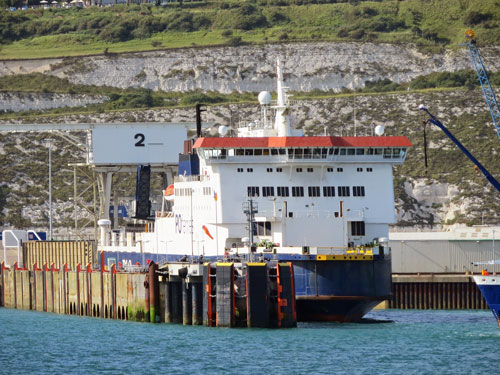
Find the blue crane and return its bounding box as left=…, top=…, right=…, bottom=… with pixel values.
left=463, top=29, right=500, bottom=142
left=419, top=105, right=500, bottom=193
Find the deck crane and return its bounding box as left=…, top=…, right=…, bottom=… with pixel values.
left=463, top=29, right=500, bottom=142
left=419, top=105, right=500, bottom=194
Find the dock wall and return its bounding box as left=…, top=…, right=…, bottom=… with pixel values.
left=388, top=274, right=488, bottom=310
left=0, top=261, right=146, bottom=320
left=0, top=260, right=297, bottom=328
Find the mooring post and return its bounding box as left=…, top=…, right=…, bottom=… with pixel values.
left=51, top=263, right=55, bottom=313
left=191, top=280, right=202, bottom=325
left=182, top=279, right=192, bottom=326
left=13, top=262, right=18, bottom=309
left=0, top=261, right=4, bottom=307
left=77, top=263, right=81, bottom=316
left=63, top=263, right=67, bottom=314
left=100, top=252, right=105, bottom=318
left=43, top=263, right=48, bottom=312
left=144, top=273, right=150, bottom=323
left=86, top=263, right=92, bottom=317
left=163, top=275, right=171, bottom=323
left=111, top=264, right=116, bottom=319
left=149, top=262, right=160, bottom=323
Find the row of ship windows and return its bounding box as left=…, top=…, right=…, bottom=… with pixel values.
left=251, top=220, right=365, bottom=236
left=247, top=186, right=365, bottom=198
left=202, top=147, right=407, bottom=159
left=237, top=167, right=374, bottom=173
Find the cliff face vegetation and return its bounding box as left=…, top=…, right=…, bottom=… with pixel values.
left=1, top=0, right=500, bottom=232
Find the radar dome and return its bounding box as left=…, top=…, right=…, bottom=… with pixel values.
left=258, top=91, right=272, bottom=105
left=218, top=125, right=229, bottom=136
left=374, top=125, right=385, bottom=136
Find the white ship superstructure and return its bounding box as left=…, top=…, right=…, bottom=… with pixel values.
left=146, top=59, right=411, bottom=260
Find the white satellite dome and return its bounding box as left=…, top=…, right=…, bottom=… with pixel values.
left=218, top=125, right=229, bottom=136
left=374, top=125, right=385, bottom=136
left=258, top=91, right=272, bottom=105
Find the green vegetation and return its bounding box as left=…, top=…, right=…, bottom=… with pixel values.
left=1, top=0, right=499, bottom=59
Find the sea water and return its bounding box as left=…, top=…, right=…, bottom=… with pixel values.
left=0, top=308, right=498, bottom=375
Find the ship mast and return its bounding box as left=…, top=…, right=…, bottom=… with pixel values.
left=274, top=58, right=292, bottom=137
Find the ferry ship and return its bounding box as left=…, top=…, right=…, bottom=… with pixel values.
left=101, top=59, right=412, bottom=322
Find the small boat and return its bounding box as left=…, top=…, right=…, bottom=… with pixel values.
left=473, top=263, right=500, bottom=330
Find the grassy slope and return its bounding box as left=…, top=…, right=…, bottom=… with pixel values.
left=0, top=0, right=499, bottom=59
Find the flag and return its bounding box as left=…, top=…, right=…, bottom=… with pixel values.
left=165, top=184, right=174, bottom=196
left=214, top=191, right=218, bottom=201
left=202, top=225, right=214, bottom=240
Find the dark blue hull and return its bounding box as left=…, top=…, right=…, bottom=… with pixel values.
left=476, top=283, right=500, bottom=330
left=292, top=255, right=392, bottom=322
left=101, top=251, right=392, bottom=322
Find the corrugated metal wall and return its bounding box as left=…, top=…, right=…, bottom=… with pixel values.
left=390, top=239, right=500, bottom=273
left=22, top=241, right=96, bottom=269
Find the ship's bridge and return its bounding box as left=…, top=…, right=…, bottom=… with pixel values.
left=193, top=136, right=412, bottom=164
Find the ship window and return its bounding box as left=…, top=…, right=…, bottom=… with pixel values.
left=353, top=186, right=365, bottom=197
left=245, top=149, right=254, bottom=156
left=337, top=168, right=343, bottom=172
left=374, top=148, right=383, bottom=155
left=271, top=149, right=278, bottom=155
left=247, top=186, right=260, bottom=197
left=262, top=186, right=275, bottom=197
left=253, top=221, right=271, bottom=236
left=228, top=149, right=235, bottom=156
left=308, top=186, right=320, bottom=197
left=367, top=168, right=373, bottom=172
left=294, top=149, right=303, bottom=159
left=322, top=149, right=328, bottom=158
left=279, top=149, right=286, bottom=155
left=357, top=168, right=363, bottom=172
left=367, top=148, right=374, bottom=155
left=347, top=149, right=355, bottom=155
left=338, top=186, right=350, bottom=197
left=383, top=148, right=392, bottom=158
left=237, top=168, right=243, bottom=173
left=263, top=149, right=270, bottom=156
left=328, top=148, right=334, bottom=155
left=323, top=186, right=335, bottom=197
left=277, top=186, right=289, bottom=197
left=292, top=186, right=304, bottom=197
left=334, top=148, right=339, bottom=155
left=327, top=167, right=334, bottom=172
left=307, top=168, right=313, bottom=173
left=340, top=149, right=346, bottom=155
left=351, top=221, right=365, bottom=236
left=236, top=149, right=244, bottom=156
left=392, top=148, right=401, bottom=158
left=247, top=168, right=253, bottom=172
left=296, top=168, right=303, bottom=172
left=267, top=168, right=273, bottom=172
left=288, top=148, right=294, bottom=159
left=356, top=149, right=364, bottom=155
left=254, top=149, right=263, bottom=156
left=303, top=148, right=312, bottom=159
left=277, top=168, right=283, bottom=172
left=312, top=148, right=321, bottom=159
